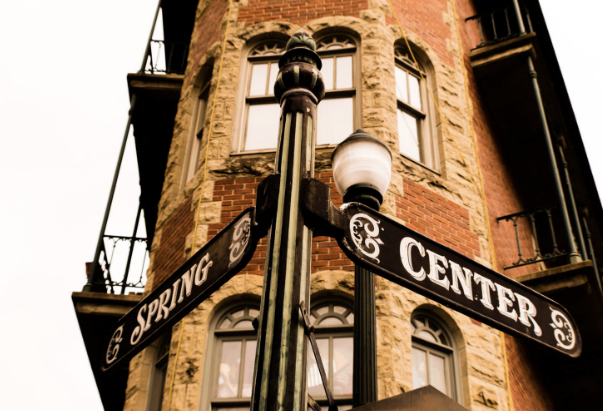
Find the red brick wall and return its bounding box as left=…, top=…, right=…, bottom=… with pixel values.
left=505, top=336, right=553, bottom=411
left=387, top=0, right=455, bottom=68
left=397, top=178, right=480, bottom=259
left=185, top=0, right=228, bottom=88
left=152, top=197, right=195, bottom=288
left=207, top=173, right=479, bottom=275
left=237, top=0, right=369, bottom=26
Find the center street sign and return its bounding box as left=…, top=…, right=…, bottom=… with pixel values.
left=102, top=207, right=260, bottom=372
left=336, top=202, right=581, bottom=358
left=302, top=178, right=581, bottom=358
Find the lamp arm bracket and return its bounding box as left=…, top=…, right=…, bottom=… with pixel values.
left=300, top=177, right=345, bottom=238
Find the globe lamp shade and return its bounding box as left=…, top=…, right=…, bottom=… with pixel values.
left=331, top=129, right=392, bottom=210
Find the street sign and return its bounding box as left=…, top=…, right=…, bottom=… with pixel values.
left=336, top=202, right=581, bottom=358
left=101, top=207, right=259, bottom=372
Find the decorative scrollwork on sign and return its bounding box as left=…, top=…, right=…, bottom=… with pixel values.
left=229, top=216, right=251, bottom=267
left=350, top=213, right=384, bottom=263
left=549, top=307, right=576, bottom=351
left=106, top=325, right=124, bottom=365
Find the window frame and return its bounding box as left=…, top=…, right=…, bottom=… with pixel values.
left=181, top=70, right=212, bottom=188
left=232, top=40, right=286, bottom=155
left=314, top=34, right=361, bottom=148
left=201, top=302, right=260, bottom=411
left=147, top=333, right=172, bottom=411
left=308, top=299, right=354, bottom=410
left=395, top=47, right=440, bottom=171
left=410, top=312, right=461, bottom=401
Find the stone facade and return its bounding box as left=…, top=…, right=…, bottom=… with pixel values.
left=122, top=1, right=551, bottom=410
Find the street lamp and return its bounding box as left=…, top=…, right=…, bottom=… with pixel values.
left=332, top=129, right=392, bottom=210
left=332, top=128, right=391, bottom=407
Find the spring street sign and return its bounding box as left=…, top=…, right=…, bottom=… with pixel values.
left=335, top=202, right=581, bottom=358
left=101, top=207, right=259, bottom=372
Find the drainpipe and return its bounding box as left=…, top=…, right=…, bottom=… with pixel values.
left=556, top=143, right=587, bottom=260
left=527, top=56, right=580, bottom=264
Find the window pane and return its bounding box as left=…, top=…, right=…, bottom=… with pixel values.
left=317, top=98, right=353, bottom=145
left=249, top=63, right=268, bottom=96
left=408, top=75, right=422, bottom=110
left=428, top=353, right=447, bottom=395
left=268, top=62, right=279, bottom=95
left=249, top=309, right=259, bottom=318
left=245, top=104, right=280, bottom=151
left=242, top=340, right=257, bottom=398
left=307, top=339, right=329, bottom=397
left=321, top=57, right=334, bottom=90
left=220, top=318, right=231, bottom=329
left=346, top=313, right=354, bottom=324
left=412, top=347, right=428, bottom=389
left=336, top=56, right=352, bottom=89
left=215, top=408, right=249, bottom=411
left=234, top=320, right=254, bottom=329
left=332, top=337, right=353, bottom=396
left=334, top=305, right=347, bottom=314
left=232, top=310, right=244, bottom=318
left=418, top=330, right=437, bottom=343
left=397, top=109, right=420, bottom=161
left=315, top=306, right=329, bottom=316
left=217, top=341, right=242, bottom=398
left=319, top=317, right=343, bottom=326
left=395, top=66, right=408, bottom=103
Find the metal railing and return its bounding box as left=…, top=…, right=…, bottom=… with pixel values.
left=92, top=234, right=148, bottom=294
left=497, top=204, right=569, bottom=269
left=144, top=39, right=189, bottom=74
left=465, top=5, right=533, bottom=50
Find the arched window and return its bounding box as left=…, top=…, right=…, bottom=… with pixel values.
left=182, top=65, right=213, bottom=186
left=315, top=35, right=358, bottom=146
left=207, top=303, right=260, bottom=410
left=307, top=300, right=354, bottom=410
left=236, top=41, right=286, bottom=152
left=148, top=333, right=171, bottom=411
left=411, top=313, right=458, bottom=400
left=395, top=46, right=437, bottom=167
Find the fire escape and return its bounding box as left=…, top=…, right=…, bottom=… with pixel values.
left=465, top=0, right=603, bottom=407
left=72, top=1, right=198, bottom=409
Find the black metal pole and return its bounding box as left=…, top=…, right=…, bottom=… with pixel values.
left=353, top=265, right=378, bottom=406
left=121, top=200, right=143, bottom=294
left=140, top=0, right=163, bottom=72
left=526, top=56, right=580, bottom=264
left=85, top=94, right=138, bottom=292
left=251, top=31, right=325, bottom=411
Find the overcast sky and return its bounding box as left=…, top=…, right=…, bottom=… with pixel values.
left=0, top=1, right=601, bottom=409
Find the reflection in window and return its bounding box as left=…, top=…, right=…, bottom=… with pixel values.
left=395, top=47, right=432, bottom=165
left=210, top=305, right=259, bottom=410
left=307, top=301, right=354, bottom=409
left=316, top=36, right=357, bottom=146
left=411, top=314, right=457, bottom=400
left=238, top=42, right=285, bottom=152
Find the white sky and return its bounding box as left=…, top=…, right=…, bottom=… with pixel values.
left=0, top=1, right=601, bottom=409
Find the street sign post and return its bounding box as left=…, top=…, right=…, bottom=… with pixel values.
left=101, top=207, right=260, bottom=372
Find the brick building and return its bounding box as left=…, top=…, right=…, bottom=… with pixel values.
left=73, top=0, right=603, bottom=410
